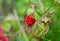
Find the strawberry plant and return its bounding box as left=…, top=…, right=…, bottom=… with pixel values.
left=0, top=0, right=60, bottom=41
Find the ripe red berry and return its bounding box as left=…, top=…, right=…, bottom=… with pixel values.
left=1, top=36, right=8, bottom=41
left=0, top=27, right=8, bottom=41
left=25, top=15, right=36, bottom=26
left=0, top=27, right=4, bottom=37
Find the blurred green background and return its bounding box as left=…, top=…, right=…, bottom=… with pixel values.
left=0, top=0, right=60, bottom=41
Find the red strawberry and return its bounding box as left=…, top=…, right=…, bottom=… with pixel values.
left=25, top=15, right=36, bottom=26
left=0, top=27, right=8, bottom=41
left=0, top=36, right=8, bottom=41
left=0, top=27, right=4, bottom=38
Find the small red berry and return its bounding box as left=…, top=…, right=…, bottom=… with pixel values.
left=0, top=27, right=8, bottom=41
left=0, top=27, right=4, bottom=37
left=1, top=36, right=8, bottom=41
left=25, top=15, right=36, bottom=26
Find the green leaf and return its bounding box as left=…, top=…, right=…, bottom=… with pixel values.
left=2, top=22, right=11, bottom=32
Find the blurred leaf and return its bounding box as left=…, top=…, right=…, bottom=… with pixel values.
left=2, top=22, right=11, bottom=32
